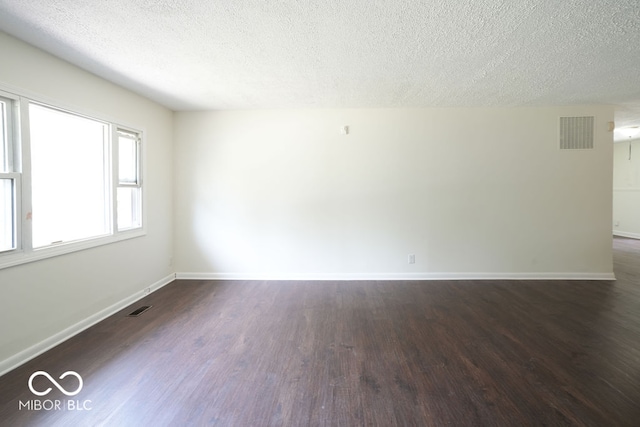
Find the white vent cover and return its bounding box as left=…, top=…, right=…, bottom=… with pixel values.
left=559, top=116, right=594, bottom=150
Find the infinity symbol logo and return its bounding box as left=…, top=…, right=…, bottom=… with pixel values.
left=28, top=371, right=83, bottom=397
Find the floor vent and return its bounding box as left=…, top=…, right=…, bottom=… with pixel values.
left=128, top=305, right=152, bottom=317
left=559, top=116, right=594, bottom=150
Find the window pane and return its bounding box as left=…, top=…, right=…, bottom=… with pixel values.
left=0, top=178, right=14, bottom=251
left=0, top=101, right=7, bottom=173
left=29, top=104, right=110, bottom=248
left=118, top=133, right=138, bottom=184
left=117, top=187, right=141, bottom=230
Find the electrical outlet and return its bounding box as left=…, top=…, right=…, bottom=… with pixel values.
left=144, top=287, right=151, bottom=295
left=408, top=254, right=415, bottom=264
left=614, top=221, right=620, bottom=227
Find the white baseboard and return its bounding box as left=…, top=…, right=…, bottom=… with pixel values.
left=0, top=273, right=176, bottom=377
left=176, top=272, right=615, bottom=281
left=613, top=231, right=640, bottom=240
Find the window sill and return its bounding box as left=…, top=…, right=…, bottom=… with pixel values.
left=0, top=228, right=146, bottom=271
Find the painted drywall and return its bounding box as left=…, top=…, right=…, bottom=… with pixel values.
left=613, top=138, right=640, bottom=239
left=174, top=107, right=614, bottom=279
left=0, top=32, right=173, bottom=370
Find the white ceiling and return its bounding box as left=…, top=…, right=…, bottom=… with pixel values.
left=1, top=0, right=640, bottom=136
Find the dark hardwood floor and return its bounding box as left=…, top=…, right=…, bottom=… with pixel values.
left=2, top=238, right=640, bottom=426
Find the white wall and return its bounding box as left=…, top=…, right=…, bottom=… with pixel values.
left=174, top=107, right=614, bottom=280
left=0, top=32, right=173, bottom=372
left=0, top=30, right=616, bottom=375
left=613, top=138, right=640, bottom=238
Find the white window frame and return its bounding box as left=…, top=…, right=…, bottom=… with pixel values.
left=0, top=88, right=146, bottom=270
left=0, top=91, right=21, bottom=254
left=115, top=127, right=143, bottom=231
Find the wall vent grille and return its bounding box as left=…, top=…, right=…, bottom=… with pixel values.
left=559, top=116, right=594, bottom=150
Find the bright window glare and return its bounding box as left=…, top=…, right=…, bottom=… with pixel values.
left=119, top=135, right=137, bottom=184
left=0, top=90, right=145, bottom=269
left=29, top=104, right=110, bottom=248
left=0, top=178, right=13, bottom=251
left=1, top=101, right=7, bottom=172
left=117, top=187, right=141, bottom=229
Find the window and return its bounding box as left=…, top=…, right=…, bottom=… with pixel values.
left=29, top=104, right=111, bottom=247
left=0, top=89, right=144, bottom=269
left=117, top=129, right=142, bottom=230
left=0, top=94, right=19, bottom=253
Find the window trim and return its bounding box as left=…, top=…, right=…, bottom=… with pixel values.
left=0, top=87, right=146, bottom=271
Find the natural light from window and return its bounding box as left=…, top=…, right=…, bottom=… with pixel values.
left=117, top=130, right=142, bottom=230
left=0, top=178, right=12, bottom=252
left=29, top=104, right=110, bottom=248
left=0, top=89, right=145, bottom=269
left=0, top=99, right=14, bottom=252
left=0, top=100, right=7, bottom=171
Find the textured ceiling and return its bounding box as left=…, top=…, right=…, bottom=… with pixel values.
left=1, top=0, right=640, bottom=134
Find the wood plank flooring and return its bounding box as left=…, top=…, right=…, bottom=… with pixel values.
left=1, top=238, right=640, bottom=426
